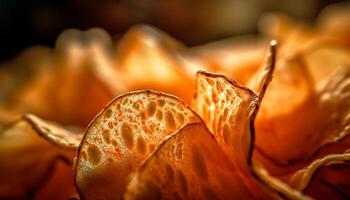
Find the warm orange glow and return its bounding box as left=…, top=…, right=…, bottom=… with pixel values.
left=0, top=3, right=350, bottom=200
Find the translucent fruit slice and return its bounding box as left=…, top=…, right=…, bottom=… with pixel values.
left=75, top=90, right=201, bottom=200
left=125, top=123, right=257, bottom=200
left=192, top=41, right=309, bottom=199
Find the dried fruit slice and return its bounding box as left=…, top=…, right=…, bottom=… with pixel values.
left=192, top=71, right=258, bottom=163
left=192, top=73, right=280, bottom=199
left=0, top=114, right=80, bottom=199
left=23, top=114, right=83, bottom=150
left=125, top=123, right=260, bottom=200
left=289, top=150, right=350, bottom=200
left=192, top=42, right=309, bottom=199
left=192, top=41, right=277, bottom=161
left=75, top=90, right=201, bottom=200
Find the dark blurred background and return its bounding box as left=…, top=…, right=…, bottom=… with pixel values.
left=0, top=0, right=346, bottom=61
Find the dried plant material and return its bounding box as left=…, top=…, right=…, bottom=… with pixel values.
left=0, top=114, right=80, bottom=199
left=289, top=150, right=350, bottom=200
left=184, top=37, right=266, bottom=85
left=23, top=114, right=83, bottom=150
left=247, top=40, right=277, bottom=99
left=192, top=71, right=280, bottom=198
left=75, top=91, right=201, bottom=200
left=1, top=4, right=350, bottom=199
left=192, top=41, right=276, bottom=159
left=192, top=70, right=258, bottom=157
left=192, top=69, right=308, bottom=199
left=1, top=28, right=116, bottom=126
left=55, top=27, right=127, bottom=95
left=252, top=163, right=312, bottom=200
left=318, top=66, right=350, bottom=139
left=113, top=25, right=194, bottom=103
left=260, top=14, right=315, bottom=56
left=192, top=42, right=310, bottom=199
left=253, top=13, right=350, bottom=171
left=254, top=65, right=350, bottom=174
left=87, top=44, right=128, bottom=95
left=304, top=66, right=350, bottom=159
left=253, top=55, right=316, bottom=167
left=301, top=42, right=350, bottom=85
left=125, top=123, right=260, bottom=200
left=80, top=25, right=197, bottom=103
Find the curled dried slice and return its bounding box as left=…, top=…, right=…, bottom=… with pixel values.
left=0, top=114, right=80, bottom=199
left=75, top=90, right=201, bottom=200
left=23, top=114, right=83, bottom=150
left=192, top=73, right=280, bottom=199
left=192, top=41, right=277, bottom=161
left=125, top=123, right=259, bottom=200
left=289, top=150, right=350, bottom=200
left=192, top=42, right=309, bottom=199
left=192, top=70, right=258, bottom=164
